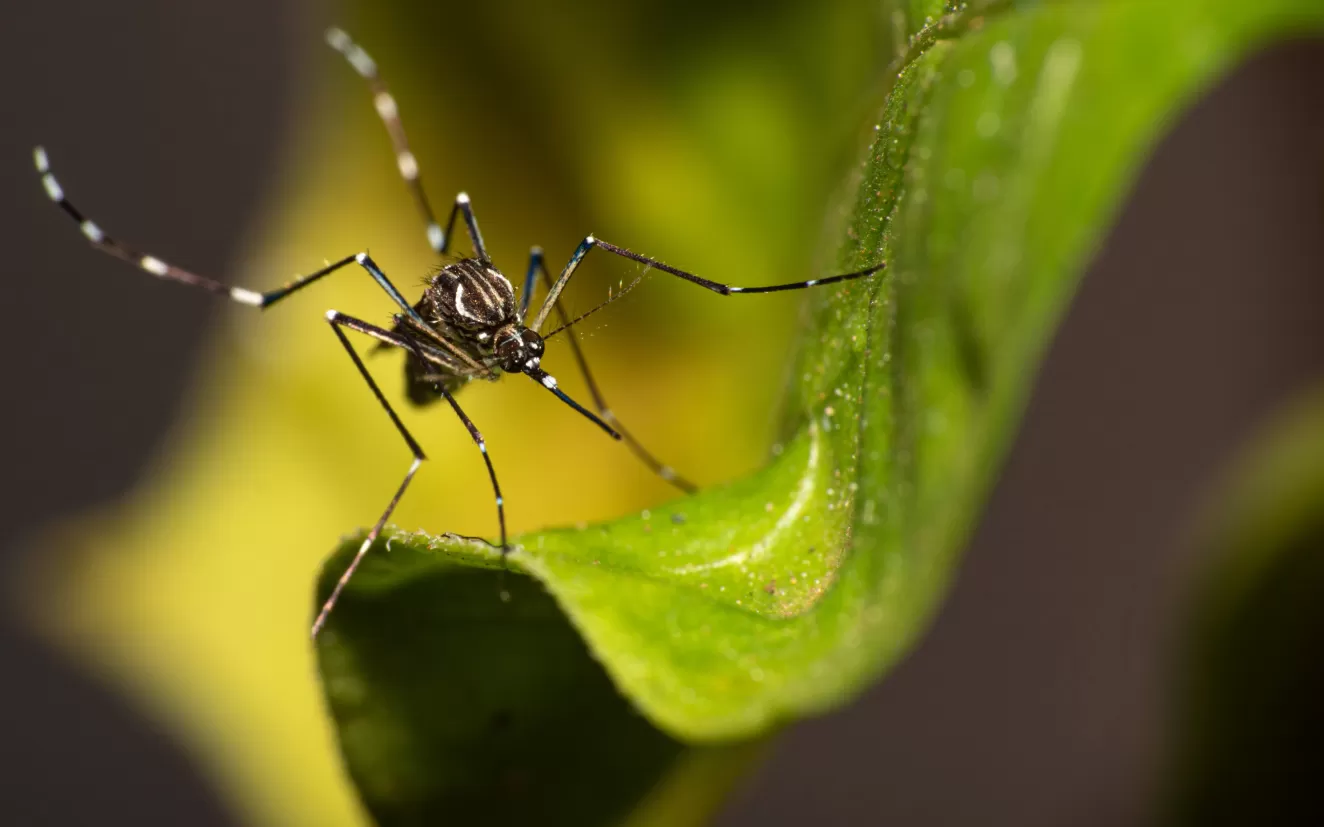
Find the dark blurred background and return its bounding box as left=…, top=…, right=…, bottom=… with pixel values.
left=2, top=2, right=307, bottom=825
left=1, top=2, right=1321, bottom=825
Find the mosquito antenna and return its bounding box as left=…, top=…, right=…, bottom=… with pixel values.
left=543, top=266, right=650, bottom=339
left=526, top=370, right=621, bottom=439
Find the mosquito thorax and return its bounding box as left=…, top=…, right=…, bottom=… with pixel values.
left=493, top=325, right=545, bottom=373
left=427, top=257, right=516, bottom=331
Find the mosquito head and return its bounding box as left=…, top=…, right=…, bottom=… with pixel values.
left=494, top=325, right=545, bottom=374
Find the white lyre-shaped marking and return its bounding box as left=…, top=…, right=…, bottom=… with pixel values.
left=454, top=282, right=481, bottom=322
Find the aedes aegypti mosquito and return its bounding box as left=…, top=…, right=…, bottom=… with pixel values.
left=33, top=28, right=885, bottom=638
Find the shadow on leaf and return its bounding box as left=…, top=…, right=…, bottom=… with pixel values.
left=316, top=543, right=684, bottom=826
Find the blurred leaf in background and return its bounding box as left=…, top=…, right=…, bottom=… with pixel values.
left=1166, top=387, right=1324, bottom=825
left=16, top=0, right=1324, bottom=825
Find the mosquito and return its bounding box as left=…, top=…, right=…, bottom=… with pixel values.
left=33, top=27, right=885, bottom=638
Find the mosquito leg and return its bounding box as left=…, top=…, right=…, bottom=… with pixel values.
left=33, top=146, right=439, bottom=323
left=314, top=311, right=430, bottom=638
left=318, top=311, right=510, bottom=631
left=528, top=236, right=595, bottom=333
left=427, top=392, right=512, bottom=605
left=325, top=28, right=490, bottom=262
left=592, top=239, right=885, bottom=295
left=437, top=193, right=489, bottom=261
left=413, top=373, right=510, bottom=556
left=529, top=234, right=884, bottom=333
left=325, top=27, right=440, bottom=253
left=34, top=146, right=307, bottom=306
left=518, top=246, right=541, bottom=318
left=525, top=246, right=695, bottom=493
left=435, top=387, right=508, bottom=560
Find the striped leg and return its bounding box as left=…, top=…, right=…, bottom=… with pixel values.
left=430, top=379, right=509, bottom=552
left=32, top=147, right=434, bottom=319
left=525, top=246, right=695, bottom=493
left=314, top=310, right=427, bottom=638
left=529, top=234, right=885, bottom=333
left=324, top=27, right=488, bottom=261
left=314, top=310, right=511, bottom=636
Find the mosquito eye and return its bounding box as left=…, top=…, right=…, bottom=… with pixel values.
left=521, top=330, right=545, bottom=355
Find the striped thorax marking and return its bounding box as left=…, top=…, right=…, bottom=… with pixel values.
left=429, top=257, right=516, bottom=330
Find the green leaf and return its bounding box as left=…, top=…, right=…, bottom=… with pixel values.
left=316, top=0, right=1324, bottom=820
